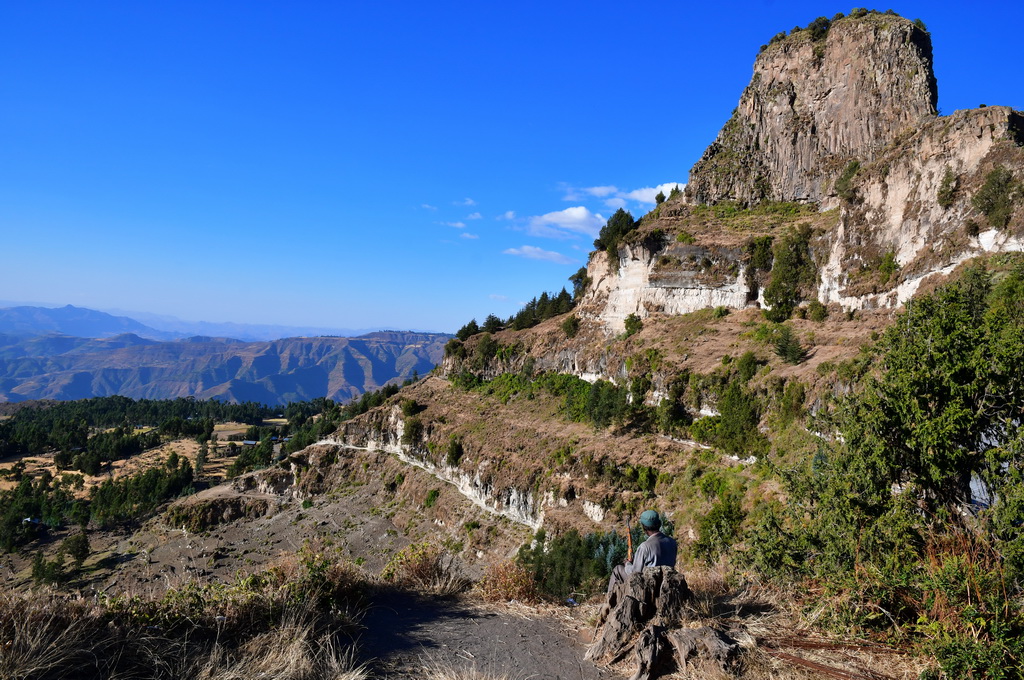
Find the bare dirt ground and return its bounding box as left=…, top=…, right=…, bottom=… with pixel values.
left=359, top=593, right=607, bottom=680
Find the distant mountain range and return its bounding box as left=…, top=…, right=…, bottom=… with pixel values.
left=0, top=330, right=450, bottom=405
left=0, top=304, right=385, bottom=342
left=0, top=305, right=450, bottom=404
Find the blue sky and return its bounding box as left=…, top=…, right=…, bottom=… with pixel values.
left=2, top=1, right=1022, bottom=333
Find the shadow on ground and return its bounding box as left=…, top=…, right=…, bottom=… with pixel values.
left=358, top=589, right=606, bottom=680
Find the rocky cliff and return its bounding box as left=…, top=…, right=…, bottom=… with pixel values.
left=582, top=11, right=1024, bottom=333
left=686, top=12, right=937, bottom=206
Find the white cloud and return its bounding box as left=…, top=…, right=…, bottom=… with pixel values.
left=622, top=182, right=686, bottom=205
left=460, top=233, right=479, bottom=239
left=527, top=206, right=605, bottom=239
left=560, top=183, right=619, bottom=201
left=497, top=210, right=516, bottom=220
left=467, top=212, right=482, bottom=220
left=443, top=221, right=466, bottom=228
left=454, top=197, right=476, bottom=206
left=503, top=245, right=574, bottom=265
left=604, top=197, right=627, bottom=209
left=489, top=294, right=508, bottom=301
left=421, top=203, right=438, bottom=210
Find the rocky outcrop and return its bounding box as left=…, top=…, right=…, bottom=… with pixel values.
left=687, top=13, right=937, bottom=206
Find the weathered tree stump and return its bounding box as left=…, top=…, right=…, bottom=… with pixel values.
left=587, top=566, right=739, bottom=680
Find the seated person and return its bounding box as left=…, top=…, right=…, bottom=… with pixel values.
left=607, top=509, right=677, bottom=592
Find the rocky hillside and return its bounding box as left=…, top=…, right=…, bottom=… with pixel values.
left=0, top=331, right=449, bottom=404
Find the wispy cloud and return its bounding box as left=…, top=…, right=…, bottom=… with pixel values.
left=527, top=206, right=605, bottom=239
left=497, top=210, right=516, bottom=220
left=421, top=203, right=438, bottom=210
left=466, top=212, right=482, bottom=220
left=503, top=245, right=574, bottom=265
left=559, top=182, right=686, bottom=207
left=443, top=221, right=466, bottom=228
left=460, top=233, right=479, bottom=239
left=622, top=182, right=686, bottom=205
left=454, top=197, right=476, bottom=206
left=489, top=294, right=508, bottom=301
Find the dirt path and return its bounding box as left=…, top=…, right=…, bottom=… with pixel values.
left=358, top=591, right=610, bottom=680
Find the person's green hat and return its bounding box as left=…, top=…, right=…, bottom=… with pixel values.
left=639, top=510, right=661, bottom=529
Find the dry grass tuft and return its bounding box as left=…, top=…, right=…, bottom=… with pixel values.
left=475, top=560, right=538, bottom=603
left=421, top=655, right=525, bottom=680
left=380, top=542, right=470, bottom=596
left=193, top=609, right=366, bottom=680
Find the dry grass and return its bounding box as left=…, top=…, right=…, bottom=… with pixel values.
left=380, top=542, right=470, bottom=596
left=0, top=545, right=369, bottom=680
left=475, top=560, right=538, bottom=603
left=420, top=655, right=526, bottom=680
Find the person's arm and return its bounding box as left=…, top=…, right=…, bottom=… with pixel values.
left=626, top=541, right=652, bottom=574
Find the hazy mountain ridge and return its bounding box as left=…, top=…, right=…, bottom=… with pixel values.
left=0, top=331, right=450, bottom=405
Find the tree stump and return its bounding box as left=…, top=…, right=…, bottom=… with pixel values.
left=586, top=566, right=739, bottom=680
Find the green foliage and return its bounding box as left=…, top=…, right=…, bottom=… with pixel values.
left=455, top=319, right=479, bottom=341
left=517, top=529, right=627, bottom=599
left=668, top=185, right=683, bottom=200
left=226, top=438, right=272, bottom=478
left=807, top=299, right=828, bottom=322
left=481, top=314, right=503, bottom=333
left=655, top=190, right=665, bottom=205
left=773, top=325, right=808, bottom=364
left=623, top=313, right=643, bottom=338
left=805, top=16, right=831, bottom=41
left=32, top=549, right=66, bottom=584
left=594, top=209, right=637, bottom=268
left=401, top=417, right=423, bottom=447
left=763, top=227, right=815, bottom=322
left=716, top=381, right=764, bottom=455
left=676, top=231, right=695, bottom=244
left=913, top=18, right=927, bottom=32
left=878, top=250, right=900, bottom=285
left=445, top=437, right=464, bottom=467
left=973, top=165, right=1019, bottom=229
left=938, top=166, right=958, bottom=209
left=423, top=489, right=440, bottom=508
left=747, top=236, right=774, bottom=272
left=561, top=314, right=580, bottom=338
left=712, top=305, right=729, bottom=319
left=569, top=267, right=591, bottom=300
left=736, top=351, right=761, bottom=382
left=63, top=531, right=90, bottom=568
left=834, top=160, right=861, bottom=202
left=693, top=491, right=745, bottom=563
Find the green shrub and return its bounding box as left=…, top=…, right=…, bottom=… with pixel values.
left=401, top=417, right=423, bottom=446
left=763, top=227, right=815, bottom=322
left=878, top=250, right=900, bottom=285
left=938, top=166, right=958, bottom=208
left=561, top=314, right=580, bottom=338
left=694, top=492, right=745, bottom=563
left=445, top=437, right=463, bottom=467
left=624, top=313, right=643, bottom=337
left=773, top=325, right=808, bottom=364
left=834, top=160, right=861, bottom=202
left=973, top=165, right=1018, bottom=229
left=676, top=231, right=696, bottom=244
left=712, top=305, right=729, bottom=319
left=424, top=489, right=440, bottom=508
left=807, top=299, right=828, bottom=322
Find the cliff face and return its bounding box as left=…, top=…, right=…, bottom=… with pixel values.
left=687, top=13, right=937, bottom=206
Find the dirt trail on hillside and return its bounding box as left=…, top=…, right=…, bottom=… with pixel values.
left=358, top=591, right=608, bottom=680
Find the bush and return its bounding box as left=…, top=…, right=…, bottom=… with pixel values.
left=774, top=325, right=808, bottom=364
left=424, top=489, right=440, bottom=508
left=694, top=492, right=745, bottom=563
left=938, top=166, right=958, bottom=209
left=763, top=227, right=815, bottom=322
left=834, top=160, right=860, bottom=202
left=807, top=299, right=828, bottom=322
left=561, top=314, right=580, bottom=338
left=401, top=417, right=423, bottom=446
left=973, top=165, right=1018, bottom=229
left=381, top=542, right=468, bottom=595
left=445, top=438, right=463, bottom=467
left=624, top=313, right=643, bottom=337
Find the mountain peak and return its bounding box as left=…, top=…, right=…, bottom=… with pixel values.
left=686, top=11, right=937, bottom=206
